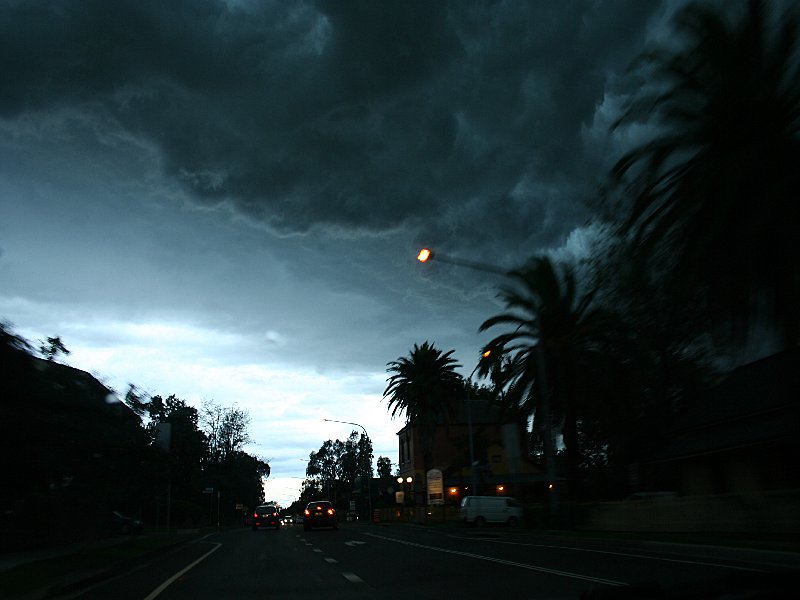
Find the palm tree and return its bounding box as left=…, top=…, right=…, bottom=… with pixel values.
left=478, top=256, right=614, bottom=498
left=384, top=342, right=463, bottom=476
left=612, top=0, right=800, bottom=349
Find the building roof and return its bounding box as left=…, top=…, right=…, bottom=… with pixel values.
left=396, top=397, right=524, bottom=435
left=443, top=472, right=558, bottom=486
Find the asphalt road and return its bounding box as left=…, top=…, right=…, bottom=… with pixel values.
left=71, top=523, right=800, bottom=600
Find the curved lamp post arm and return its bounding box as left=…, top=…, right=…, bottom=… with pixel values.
left=417, top=248, right=509, bottom=276
left=323, top=419, right=374, bottom=523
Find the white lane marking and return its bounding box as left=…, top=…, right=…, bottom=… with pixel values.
left=325, top=557, right=339, bottom=563
left=143, top=542, right=222, bottom=600
left=469, top=538, right=763, bottom=572
left=313, top=548, right=323, bottom=553
left=344, top=540, right=367, bottom=547
left=342, top=572, right=364, bottom=583
left=365, top=533, right=624, bottom=587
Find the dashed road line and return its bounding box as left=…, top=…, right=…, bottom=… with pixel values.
left=299, top=535, right=364, bottom=584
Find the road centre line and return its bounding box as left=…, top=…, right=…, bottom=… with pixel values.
left=143, top=542, right=222, bottom=600
left=364, top=533, right=624, bottom=587
left=298, top=536, right=361, bottom=583
left=463, top=538, right=763, bottom=572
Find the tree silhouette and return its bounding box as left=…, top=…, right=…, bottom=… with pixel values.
left=39, top=336, right=70, bottom=361
left=612, top=0, right=800, bottom=349
left=384, top=341, right=463, bottom=475
left=479, top=257, right=616, bottom=497
left=305, top=432, right=371, bottom=509
left=376, top=456, right=393, bottom=478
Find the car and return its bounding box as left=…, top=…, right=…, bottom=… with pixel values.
left=303, top=501, right=337, bottom=530
left=252, top=504, right=280, bottom=530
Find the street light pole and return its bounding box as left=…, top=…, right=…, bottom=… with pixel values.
left=323, top=419, right=373, bottom=523
left=465, top=360, right=484, bottom=495
left=416, top=247, right=559, bottom=519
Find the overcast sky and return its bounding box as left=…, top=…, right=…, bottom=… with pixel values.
left=0, top=0, right=703, bottom=505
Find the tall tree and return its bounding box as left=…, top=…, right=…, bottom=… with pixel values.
left=200, top=400, right=252, bottom=464
left=376, top=456, right=393, bottom=478
left=585, top=231, right=717, bottom=470
left=1, top=324, right=156, bottom=545
left=146, top=395, right=207, bottom=525
left=305, top=431, right=372, bottom=508
left=611, top=0, right=800, bottom=349
left=355, top=431, right=374, bottom=487
left=384, top=342, right=463, bottom=476
left=479, top=257, right=615, bottom=498
left=198, top=400, right=267, bottom=517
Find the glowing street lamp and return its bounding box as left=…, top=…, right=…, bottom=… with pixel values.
left=396, top=476, right=414, bottom=506
left=416, top=248, right=508, bottom=275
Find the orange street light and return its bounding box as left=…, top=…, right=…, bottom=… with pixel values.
left=415, top=248, right=507, bottom=275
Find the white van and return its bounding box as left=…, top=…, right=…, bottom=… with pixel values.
left=460, top=495, right=523, bottom=527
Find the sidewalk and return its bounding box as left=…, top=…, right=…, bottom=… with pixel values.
left=370, top=518, right=800, bottom=555
left=521, top=528, right=800, bottom=555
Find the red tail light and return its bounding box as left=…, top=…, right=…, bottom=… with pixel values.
left=253, top=513, right=258, bottom=518
left=327, top=508, right=334, bottom=515
left=304, top=509, right=310, bottom=516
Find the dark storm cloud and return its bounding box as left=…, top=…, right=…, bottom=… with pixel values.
left=1, top=0, right=659, bottom=248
